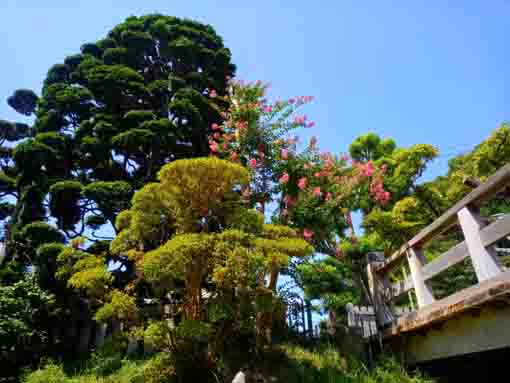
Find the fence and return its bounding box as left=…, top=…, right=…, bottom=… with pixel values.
left=365, top=164, right=510, bottom=331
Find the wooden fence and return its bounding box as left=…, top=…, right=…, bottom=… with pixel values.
left=364, top=164, right=510, bottom=332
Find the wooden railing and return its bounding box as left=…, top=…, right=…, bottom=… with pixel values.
left=366, top=164, right=510, bottom=329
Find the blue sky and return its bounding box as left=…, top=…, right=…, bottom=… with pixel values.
left=1, top=1, right=509, bottom=181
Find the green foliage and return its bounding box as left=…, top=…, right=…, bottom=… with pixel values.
left=22, top=358, right=148, bottom=383
left=281, top=345, right=434, bottom=383
left=0, top=172, right=16, bottom=194
left=157, top=157, right=250, bottom=232
left=49, top=181, right=83, bottom=230
left=56, top=246, right=113, bottom=298
left=12, top=222, right=64, bottom=264
left=142, top=353, right=176, bottom=383
left=298, top=256, right=360, bottom=313
left=82, top=181, right=133, bottom=222
left=7, top=89, right=39, bottom=116
left=0, top=119, right=32, bottom=142
left=349, top=132, right=396, bottom=162
left=36, top=243, right=65, bottom=289
left=143, top=233, right=215, bottom=284
left=95, top=290, right=138, bottom=322
left=144, top=321, right=172, bottom=350
left=0, top=276, right=56, bottom=370
left=2, top=14, right=236, bottom=286
left=22, top=362, right=67, bottom=383
left=67, top=255, right=113, bottom=297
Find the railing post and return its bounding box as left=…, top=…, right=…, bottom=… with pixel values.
left=366, top=252, right=393, bottom=327
left=407, top=247, right=435, bottom=307
left=457, top=206, right=502, bottom=281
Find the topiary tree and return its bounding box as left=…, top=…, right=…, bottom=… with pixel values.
left=58, top=157, right=313, bottom=380
left=1, top=14, right=236, bottom=275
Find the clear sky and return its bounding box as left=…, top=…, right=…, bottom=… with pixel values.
left=1, top=1, right=509, bottom=180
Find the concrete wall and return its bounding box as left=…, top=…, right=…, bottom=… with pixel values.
left=403, top=304, right=510, bottom=364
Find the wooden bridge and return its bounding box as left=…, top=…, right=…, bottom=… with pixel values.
left=348, top=164, right=510, bottom=364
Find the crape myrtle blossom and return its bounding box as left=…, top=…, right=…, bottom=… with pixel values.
left=206, top=77, right=389, bottom=249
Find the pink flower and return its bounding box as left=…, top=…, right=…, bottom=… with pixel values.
left=314, top=172, right=321, bottom=178
left=281, top=149, right=289, bottom=160
left=249, top=158, right=257, bottom=168
left=298, top=177, right=307, bottom=190
left=209, top=89, right=217, bottom=98
left=209, top=142, right=218, bottom=153
left=361, top=161, right=375, bottom=177
left=293, top=115, right=306, bottom=125
left=213, top=132, right=221, bottom=139
left=279, top=172, right=290, bottom=184
left=255, top=80, right=262, bottom=86
left=263, top=106, right=273, bottom=113
left=211, top=123, right=220, bottom=130
left=306, top=121, right=315, bottom=128
left=325, top=192, right=333, bottom=201
left=303, top=228, right=314, bottom=239
left=312, top=187, right=322, bottom=197
left=283, top=195, right=297, bottom=206
left=236, top=121, right=248, bottom=130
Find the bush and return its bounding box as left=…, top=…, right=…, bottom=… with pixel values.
left=142, top=353, right=176, bottom=383
left=22, top=362, right=67, bottom=383
left=87, top=334, right=128, bottom=376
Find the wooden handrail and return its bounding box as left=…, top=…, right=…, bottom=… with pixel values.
left=376, top=164, right=510, bottom=274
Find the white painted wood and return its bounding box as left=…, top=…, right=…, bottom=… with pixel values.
left=479, top=213, right=510, bottom=247
left=367, top=252, right=394, bottom=326
left=458, top=207, right=502, bottom=281
left=232, top=370, right=246, bottom=383
left=407, top=248, right=435, bottom=308
left=421, top=242, right=469, bottom=281
left=378, top=164, right=510, bottom=273
left=387, top=275, right=414, bottom=300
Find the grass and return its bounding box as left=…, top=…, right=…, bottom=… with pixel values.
left=278, top=343, right=435, bottom=383
left=22, top=359, right=145, bottom=383
left=22, top=344, right=436, bottom=383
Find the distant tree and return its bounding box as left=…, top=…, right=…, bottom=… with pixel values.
left=297, top=256, right=360, bottom=316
